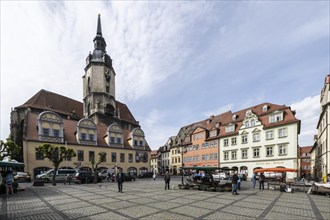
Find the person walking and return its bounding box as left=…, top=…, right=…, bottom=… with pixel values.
left=251, top=173, right=257, bottom=189
left=116, top=169, right=124, bottom=193
left=164, top=171, right=170, bottom=190
left=64, top=174, right=72, bottom=185
left=237, top=173, right=242, bottom=190
left=5, top=171, right=14, bottom=195
left=259, top=172, right=265, bottom=190
left=231, top=171, right=239, bottom=195
left=153, top=173, right=156, bottom=181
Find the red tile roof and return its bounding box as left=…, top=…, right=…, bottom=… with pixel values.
left=16, top=89, right=138, bottom=125
left=177, top=102, right=300, bottom=141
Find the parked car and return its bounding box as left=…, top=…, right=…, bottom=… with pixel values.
left=138, top=172, right=153, bottom=178
left=36, top=169, right=76, bottom=183
left=72, top=171, right=102, bottom=184
left=123, top=173, right=135, bottom=181
left=14, top=172, right=31, bottom=182
left=212, top=173, right=230, bottom=180
left=98, top=169, right=115, bottom=179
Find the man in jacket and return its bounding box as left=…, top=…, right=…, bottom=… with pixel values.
left=259, top=172, right=265, bottom=190
left=231, top=171, right=239, bottom=195
left=116, top=169, right=125, bottom=193
left=164, top=171, right=170, bottom=190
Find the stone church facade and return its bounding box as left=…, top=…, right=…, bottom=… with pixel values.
left=10, top=15, right=151, bottom=178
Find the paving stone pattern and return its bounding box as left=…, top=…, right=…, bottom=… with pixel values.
left=0, top=178, right=329, bottom=219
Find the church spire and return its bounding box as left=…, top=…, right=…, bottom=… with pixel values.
left=93, top=14, right=106, bottom=52
left=96, top=13, right=102, bottom=36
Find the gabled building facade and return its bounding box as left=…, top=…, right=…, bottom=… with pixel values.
left=173, top=102, right=300, bottom=179
left=220, top=104, right=300, bottom=179
left=10, top=15, right=151, bottom=178
left=311, top=74, right=330, bottom=180
left=298, top=146, right=312, bottom=178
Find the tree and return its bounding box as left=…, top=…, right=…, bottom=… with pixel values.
left=36, top=144, right=76, bottom=186
left=0, top=139, right=20, bottom=161
left=89, top=152, right=107, bottom=183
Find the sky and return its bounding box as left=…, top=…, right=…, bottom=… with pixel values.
left=1, top=1, right=329, bottom=150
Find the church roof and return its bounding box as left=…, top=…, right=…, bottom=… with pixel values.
left=25, top=111, right=150, bottom=151
left=15, top=89, right=138, bottom=124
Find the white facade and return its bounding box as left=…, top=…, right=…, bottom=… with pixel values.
left=312, top=74, right=330, bottom=179
left=220, top=108, right=299, bottom=180
left=150, top=157, right=158, bottom=174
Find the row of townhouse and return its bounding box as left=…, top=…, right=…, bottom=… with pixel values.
left=311, top=74, right=330, bottom=180
left=157, top=102, right=301, bottom=179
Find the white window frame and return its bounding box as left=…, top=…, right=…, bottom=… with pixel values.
left=269, top=113, right=283, bottom=123
left=266, top=146, right=274, bottom=157
left=231, top=151, right=237, bottom=160
left=278, top=128, right=287, bottom=138
left=224, top=139, right=229, bottom=147
left=278, top=145, right=287, bottom=155
left=241, top=149, right=248, bottom=159
left=253, top=133, right=260, bottom=142
left=266, top=130, right=274, bottom=140
left=226, top=124, right=235, bottom=133
left=253, top=148, right=260, bottom=158
left=242, top=135, right=248, bottom=144
left=231, top=137, right=237, bottom=145
left=224, top=152, right=229, bottom=160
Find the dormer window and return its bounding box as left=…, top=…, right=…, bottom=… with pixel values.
left=132, top=128, right=145, bottom=149
left=262, top=105, right=268, bottom=112
left=215, top=122, right=220, bottom=128
left=210, top=130, right=217, bottom=137
left=38, top=111, right=64, bottom=143
left=269, top=112, right=283, bottom=123
left=107, top=123, right=124, bottom=148
left=77, top=118, right=97, bottom=145
left=226, top=124, right=235, bottom=133
left=232, top=115, right=237, bottom=121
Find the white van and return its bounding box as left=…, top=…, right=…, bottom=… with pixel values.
left=37, top=169, right=76, bottom=182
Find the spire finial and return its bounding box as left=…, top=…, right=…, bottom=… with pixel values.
left=97, top=14, right=102, bottom=36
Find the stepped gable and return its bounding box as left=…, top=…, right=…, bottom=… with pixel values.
left=17, top=89, right=83, bottom=117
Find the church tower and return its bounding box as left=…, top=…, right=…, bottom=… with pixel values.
left=83, top=14, right=116, bottom=124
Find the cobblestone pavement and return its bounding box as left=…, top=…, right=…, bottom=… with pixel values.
left=1, top=177, right=329, bottom=220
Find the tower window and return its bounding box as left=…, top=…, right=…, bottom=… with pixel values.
left=106, top=86, right=109, bottom=93
left=87, top=78, right=91, bottom=93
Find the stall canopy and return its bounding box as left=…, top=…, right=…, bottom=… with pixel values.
left=253, top=168, right=297, bottom=173
left=0, top=156, right=24, bottom=171
left=181, top=167, right=234, bottom=172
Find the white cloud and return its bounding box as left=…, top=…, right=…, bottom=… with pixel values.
left=139, top=109, right=178, bottom=149
left=290, top=95, right=320, bottom=146
left=0, top=1, right=328, bottom=150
